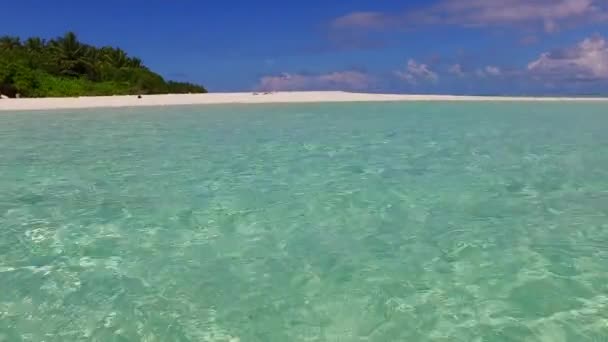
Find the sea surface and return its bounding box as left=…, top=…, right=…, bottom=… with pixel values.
left=1, top=102, right=607, bottom=341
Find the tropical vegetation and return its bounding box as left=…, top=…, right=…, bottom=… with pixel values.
left=0, top=32, right=207, bottom=98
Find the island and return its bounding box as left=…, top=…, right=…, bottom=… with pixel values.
left=0, top=32, right=207, bottom=98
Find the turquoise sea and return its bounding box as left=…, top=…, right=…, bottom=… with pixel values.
left=1, top=102, right=608, bottom=341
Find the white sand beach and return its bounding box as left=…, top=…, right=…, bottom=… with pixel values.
left=1, top=91, right=607, bottom=111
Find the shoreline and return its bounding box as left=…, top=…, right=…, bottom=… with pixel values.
left=1, top=91, right=608, bottom=111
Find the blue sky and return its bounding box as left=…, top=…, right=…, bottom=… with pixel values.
left=2, top=0, right=608, bottom=94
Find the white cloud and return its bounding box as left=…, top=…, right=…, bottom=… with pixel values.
left=395, top=59, right=438, bottom=84
left=475, top=65, right=503, bottom=77
left=449, top=64, right=465, bottom=77
left=528, top=35, right=608, bottom=79
left=332, top=0, right=608, bottom=33
left=332, top=12, right=390, bottom=29
left=258, top=71, right=371, bottom=91
left=485, top=66, right=502, bottom=76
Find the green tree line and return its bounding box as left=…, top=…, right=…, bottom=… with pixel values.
left=0, top=32, right=207, bottom=98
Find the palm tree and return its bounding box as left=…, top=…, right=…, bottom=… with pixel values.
left=1, top=31, right=207, bottom=97
left=0, top=36, right=21, bottom=50
left=50, top=32, right=83, bottom=59
left=22, top=37, right=49, bottom=70
left=24, top=37, right=45, bottom=52
left=103, top=48, right=129, bottom=68
left=49, top=32, right=88, bottom=76
left=127, top=57, right=143, bottom=68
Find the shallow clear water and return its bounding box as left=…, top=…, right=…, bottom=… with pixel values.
left=1, top=102, right=608, bottom=341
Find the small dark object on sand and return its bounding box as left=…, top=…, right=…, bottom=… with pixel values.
left=0, top=84, right=17, bottom=98
left=137, top=95, right=142, bottom=99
